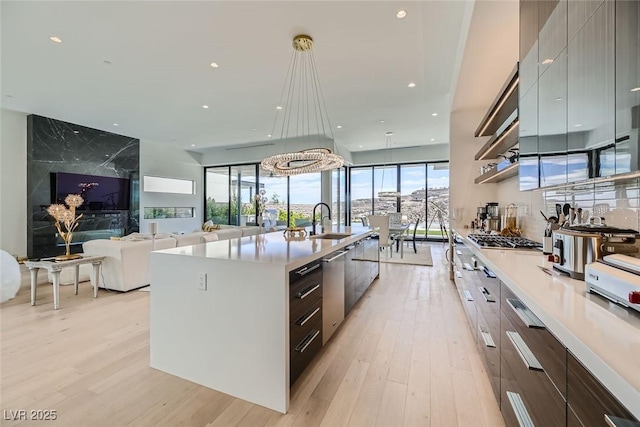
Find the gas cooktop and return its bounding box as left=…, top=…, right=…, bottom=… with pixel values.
left=468, top=234, right=543, bottom=250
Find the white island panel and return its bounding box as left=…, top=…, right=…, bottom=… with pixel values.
left=150, top=252, right=289, bottom=413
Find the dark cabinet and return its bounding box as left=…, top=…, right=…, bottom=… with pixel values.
left=344, top=237, right=379, bottom=317
left=567, top=351, right=638, bottom=427
left=500, top=309, right=566, bottom=427
left=567, top=0, right=615, bottom=179
left=615, top=0, right=640, bottom=175
left=344, top=244, right=356, bottom=315
left=475, top=269, right=501, bottom=402
left=289, top=259, right=323, bottom=385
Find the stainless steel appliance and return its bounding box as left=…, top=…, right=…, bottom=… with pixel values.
left=585, top=254, right=640, bottom=313
left=322, top=250, right=346, bottom=344
left=468, top=234, right=542, bottom=250
left=552, top=225, right=640, bottom=280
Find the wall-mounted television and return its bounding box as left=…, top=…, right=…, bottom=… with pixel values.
left=51, top=172, right=131, bottom=210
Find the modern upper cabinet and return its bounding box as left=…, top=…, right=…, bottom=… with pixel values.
left=615, top=0, right=640, bottom=175
left=519, top=0, right=634, bottom=190
left=567, top=0, right=615, bottom=179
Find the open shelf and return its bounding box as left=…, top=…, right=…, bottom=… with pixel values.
left=474, top=162, right=519, bottom=184
left=475, top=119, right=519, bottom=161
left=474, top=64, right=519, bottom=137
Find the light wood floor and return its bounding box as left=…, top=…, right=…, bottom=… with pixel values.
left=0, top=244, right=504, bottom=427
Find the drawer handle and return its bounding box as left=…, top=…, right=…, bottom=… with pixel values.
left=506, top=331, right=543, bottom=371
left=478, top=286, right=496, bottom=303
left=464, top=290, right=474, bottom=301
left=296, top=307, right=320, bottom=326
left=324, top=251, right=348, bottom=263
left=295, top=263, right=321, bottom=276
left=506, top=298, right=545, bottom=329
left=605, top=414, right=640, bottom=427
left=295, top=330, right=320, bottom=353
left=297, top=284, right=320, bottom=299
left=479, top=326, right=496, bottom=348
left=506, top=391, right=535, bottom=427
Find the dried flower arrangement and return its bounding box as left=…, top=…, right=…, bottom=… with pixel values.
left=47, top=194, right=84, bottom=261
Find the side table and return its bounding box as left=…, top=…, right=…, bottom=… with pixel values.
left=24, top=256, right=105, bottom=310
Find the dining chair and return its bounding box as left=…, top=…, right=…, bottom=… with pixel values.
left=367, top=215, right=394, bottom=258
left=361, top=216, right=369, bottom=227
left=403, top=221, right=420, bottom=254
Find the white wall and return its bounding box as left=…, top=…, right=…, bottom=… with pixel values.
left=140, top=141, right=203, bottom=234
left=0, top=109, right=28, bottom=256
left=449, top=108, right=497, bottom=226
left=351, top=143, right=449, bottom=166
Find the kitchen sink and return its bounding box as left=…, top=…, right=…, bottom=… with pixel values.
left=308, top=232, right=354, bottom=240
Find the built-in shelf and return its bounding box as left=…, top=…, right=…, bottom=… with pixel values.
left=475, top=119, right=520, bottom=161
left=474, top=162, right=519, bottom=184
left=474, top=64, right=519, bottom=137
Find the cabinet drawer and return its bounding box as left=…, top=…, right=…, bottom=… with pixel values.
left=290, top=279, right=322, bottom=321
left=501, top=283, right=566, bottom=398
left=290, top=321, right=322, bottom=385
left=501, top=311, right=566, bottom=427
left=290, top=300, right=322, bottom=352
left=477, top=310, right=500, bottom=402
left=289, top=259, right=322, bottom=285
left=567, top=351, right=637, bottom=426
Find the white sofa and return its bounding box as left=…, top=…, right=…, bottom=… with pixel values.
left=82, top=226, right=261, bottom=292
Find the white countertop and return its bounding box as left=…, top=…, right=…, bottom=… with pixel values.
left=155, top=226, right=374, bottom=271
left=451, top=222, right=640, bottom=419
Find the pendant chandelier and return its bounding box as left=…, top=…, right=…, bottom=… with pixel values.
left=260, top=35, right=344, bottom=176
left=378, top=131, right=400, bottom=198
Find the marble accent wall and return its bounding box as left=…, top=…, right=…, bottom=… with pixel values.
left=27, top=115, right=140, bottom=258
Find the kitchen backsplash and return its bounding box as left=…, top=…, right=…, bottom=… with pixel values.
left=493, top=176, right=640, bottom=242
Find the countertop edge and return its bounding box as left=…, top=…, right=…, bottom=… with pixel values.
left=451, top=225, right=640, bottom=420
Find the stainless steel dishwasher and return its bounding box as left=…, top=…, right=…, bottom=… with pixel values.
left=322, top=250, right=347, bottom=344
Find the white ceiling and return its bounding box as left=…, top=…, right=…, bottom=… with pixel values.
left=1, top=1, right=473, bottom=153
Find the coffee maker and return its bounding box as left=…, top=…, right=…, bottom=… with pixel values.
left=486, top=202, right=500, bottom=231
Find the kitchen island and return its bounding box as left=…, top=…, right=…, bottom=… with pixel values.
left=149, top=226, right=377, bottom=414
left=450, top=222, right=640, bottom=422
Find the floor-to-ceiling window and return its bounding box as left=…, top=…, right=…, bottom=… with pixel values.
left=349, top=167, right=373, bottom=224
left=332, top=168, right=346, bottom=226
left=259, top=167, right=288, bottom=227
left=400, top=164, right=427, bottom=235
left=426, top=163, right=450, bottom=239
left=230, top=165, right=257, bottom=226
left=205, top=167, right=230, bottom=224
left=373, top=165, right=398, bottom=215
left=348, top=161, right=449, bottom=240
left=289, top=172, right=321, bottom=227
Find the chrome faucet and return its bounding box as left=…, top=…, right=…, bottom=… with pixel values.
left=310, top=202, right=331, bottom=236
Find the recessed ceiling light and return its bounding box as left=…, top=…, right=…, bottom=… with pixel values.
left=631, top=87, right=640, bottom=92
left=541, top=58, right=554, bottom=65
left=210, top=62, right=219, bottom=68
left=49, top=36, right=62, bottom=43
left=337, top=125, right=342, bottom=129
left=555, top=97, right=563, bottom=101
left=432, top=113, right=438, bottom=117
left=276, top=106, right=283, bottom=110
left=252, top=128, right=257, bottom=131
left=112, top=123, right=119, bottom=126
left=202, top=105, right=209, bottom=109
left=430, top=138, right=435, bottom=142
left=105, top=154, right=110, bottom=157
left=574, top=124, right=582, bottom=127
left=191, top=144, right=196, bottom=147
left=73, top=130, right=80, bottom=134
left=379, top=120, right=385, bottom=123
left=408, top=82, right=416, bottom=88
left=267, top=134, right=272, bottom=138
left=358, top=145, right=363, bottom=148
left=396, top=10, right=407, bottom=19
